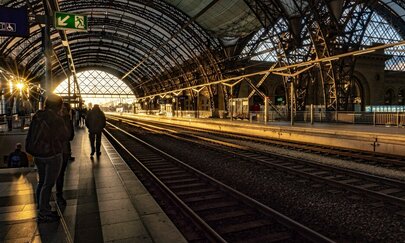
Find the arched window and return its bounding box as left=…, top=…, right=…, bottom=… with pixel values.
left=274, top=84, right=286, bottom=106
left=384, top=89, right=395, bottom=105
left=54, top=70, right=136, bottom=107
left=398, top=88, right=405, bottom=105
left=337, top=76, right=365, bottom=111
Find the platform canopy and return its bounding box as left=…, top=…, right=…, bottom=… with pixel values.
left=1, top=0, right=405, bottom=109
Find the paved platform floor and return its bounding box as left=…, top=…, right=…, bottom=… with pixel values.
left=0, top=127, right=186, bottom=243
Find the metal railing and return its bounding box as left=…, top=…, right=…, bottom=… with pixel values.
left=120, top=109, right=405, bottom=127
left=135, top=109, right=214, bottom=118
left=0, top=114, right=33, bottom=132
left=248, top=110, right=405, bottom=126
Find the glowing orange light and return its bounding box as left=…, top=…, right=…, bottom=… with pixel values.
left=16, top=82, right=24, bottom=90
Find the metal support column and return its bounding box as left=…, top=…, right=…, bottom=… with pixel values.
left=1, top=91, right=5, bottom=115
left=196, top=92, right=199, bottom=118
left=264, top=96, right=268, bottom=124
left=290, top=82, right=294, bottom=126
left=230, top=86, right=233, bottom=121
left=68, top=76, right=71, bottom=104
left=42, top=21, right=52, bottom=96
left=73, top=75, right=77, bottom=107
left=176, top=96, right=179, bottom=117
left=310, top=104, right=314, bottom=125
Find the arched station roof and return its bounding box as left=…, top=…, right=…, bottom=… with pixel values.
left=1, top=0, right=405, bottom=99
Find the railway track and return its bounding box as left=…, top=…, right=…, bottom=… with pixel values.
left=107, top=114, right=405, bottom=170
left=104, top=122, right=334, bottom=243
left=107, top=117, right=405, bottom=212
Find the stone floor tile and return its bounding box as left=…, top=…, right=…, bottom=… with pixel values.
left=98, top=198, right=134, bottom=212
left=102, top=220, right=151, bottom=242
left=100, top=208, right=140, bottom=225
left=142, top=212, right=187, bottom=243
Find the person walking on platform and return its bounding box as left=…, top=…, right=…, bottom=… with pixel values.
left=80, top=107, right=87, bottom=127
left=85, top=104, right=106, bottom=157
left=25, top=94, right=69, bottom=223
left=56, top=102, right=75, bottom=206
left=7, top=143, right=29, bottom=168
left=74, top=108, right=80, bottom=127
left=6, top=103, right=13, bottom=132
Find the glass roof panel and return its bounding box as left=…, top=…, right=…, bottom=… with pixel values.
left=352, top=6, right=405, bottom=70
left=54, top=70, right=136, bottom=105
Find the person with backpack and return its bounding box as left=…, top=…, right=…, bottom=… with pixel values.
left=55, top=102, right=75, bottom=206
left=7, top=143, right=29, bottom=168
left=85, top=104, right=106, bottom=157
left=25, top=94, right=69, bottom=223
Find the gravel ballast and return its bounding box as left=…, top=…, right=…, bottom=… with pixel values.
left=110, top=122, right=405, bottom=242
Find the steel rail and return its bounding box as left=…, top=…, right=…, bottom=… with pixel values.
left=108, top=114, right=405, bottom=168
left=103, top=125, right=227, bottom=243
left=107, top=116, right=405, bottom=209
left=105, top=121, right=335, bottom=243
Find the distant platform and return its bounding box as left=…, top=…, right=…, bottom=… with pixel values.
left=110, top=112, right=405, bottom=157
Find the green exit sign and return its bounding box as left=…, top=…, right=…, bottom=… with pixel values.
left=54, top=12, right=87, bottom=31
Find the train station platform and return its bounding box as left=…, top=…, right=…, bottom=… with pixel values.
left=0, top=127, right=186, bottom=243
left=111, top=112, right=405, bottom=157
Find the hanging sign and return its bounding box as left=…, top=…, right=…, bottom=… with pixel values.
left=54, top=12, right=87, bottom=31
left=0, top=7, right=29, bottom=37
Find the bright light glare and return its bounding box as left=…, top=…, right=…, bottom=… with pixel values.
left=9, top=81, right=13, bottom=92
left=16, top=82, right=24, bottom=90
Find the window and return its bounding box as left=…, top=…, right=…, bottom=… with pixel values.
left=54, top=70, right=136, bottom=106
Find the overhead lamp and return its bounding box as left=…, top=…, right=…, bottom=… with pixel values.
left=9, top=81, right=13, bottom=93
left=16, top=82, right=24, bottom=91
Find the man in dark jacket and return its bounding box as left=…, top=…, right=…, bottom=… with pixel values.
left=7, top=143, right=29, bottom=168
left=26, top=94, right=69, bottom=223
left=56, top=102, right=75, bottom=206
left=85, top=104, right=106, bottom=157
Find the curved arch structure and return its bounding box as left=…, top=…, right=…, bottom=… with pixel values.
left=242, top=0, right=405, bottom=111
left=0, top=0, right=224, bottom=98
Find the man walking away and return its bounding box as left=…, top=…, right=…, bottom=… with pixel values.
left=7, top=143, right=29, bottom=168
left=74, top=109, right=80, bottom=127
left=25, top=94, right=69, bottom=223
left=56, top=102, right=75, bottom=206
left=80, top=107, right=87, bottom=127
left=85, top=104, right=106, bottom=157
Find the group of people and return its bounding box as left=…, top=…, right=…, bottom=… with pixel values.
left=74, top=107, right=87, bottom=127
left=4, top=98, right=32, bottom=131
left=22, top=94, right=106, bottom=223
